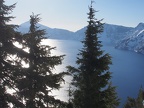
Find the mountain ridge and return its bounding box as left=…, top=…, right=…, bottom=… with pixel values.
left=115, top=22, right=144, bottom=54
left=17, top=21, right=144, bottom=54
left=18, top=21, right=133, bottom=41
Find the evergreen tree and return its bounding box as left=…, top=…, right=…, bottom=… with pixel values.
left=67, top=1, right=119, bottom=108
left=136, top=87, right=144, bottom=108
left=124, top=87, right=144, bottom=108
left=0, top=0, right=25, bottom=107
left=124, top=97, right=136, bottom=108
left=16, top=13, right=67, bottom=108
left=66, top=85, right=73, bottom=108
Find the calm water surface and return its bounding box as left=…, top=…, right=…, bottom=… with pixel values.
left=43, top=39, right=144, bottom=107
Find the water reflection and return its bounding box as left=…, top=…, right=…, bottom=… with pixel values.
left=42, top=39, right=144, bottom=107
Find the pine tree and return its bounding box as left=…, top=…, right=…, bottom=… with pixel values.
left=136, top=87, right=144, bottom=108
left=66, top=85, right=73, bottom=108
left=124, top=87, right=144, bottom=108
left=67, top=1, right=119, bottom=108
left=124, top=97, right=136, bottom=108
left=0, top=0, right=25, bottom=107
left=16, top=13, right=67, bottom=108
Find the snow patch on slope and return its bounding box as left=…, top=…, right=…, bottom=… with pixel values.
left=18, top=21, right=144, bottom=54
left=116, top=23, right=144, bottom=54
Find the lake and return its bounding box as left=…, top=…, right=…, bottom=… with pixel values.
left=42, top=39, right=144, bottom=107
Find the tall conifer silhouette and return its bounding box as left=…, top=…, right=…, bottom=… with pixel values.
left=67, top=1, right=119, bottom=108
left=0, top=0, right=25, bottom=107
left=16, top=13, right=67, bottom=107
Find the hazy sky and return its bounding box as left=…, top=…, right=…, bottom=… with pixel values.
left=5, top=0, right=144, bottom=31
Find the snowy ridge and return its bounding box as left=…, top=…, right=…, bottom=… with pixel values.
left=18, top=21, right=75, bottom=40
left=18, top=21, right=132, bottom=42
left=116, top=23, right=144, bottom=54
left=18, top=21, right=144, bottom=54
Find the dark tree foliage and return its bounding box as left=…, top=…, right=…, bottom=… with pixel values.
left=16, top=13, right=68, bottom=108
left=0, top=0, right=26, bottom=107
left=67, top=2, right=119, bottom=108
left=66, top=85, right=73, bottom=108
left=124, top=87, right=144, bottom=108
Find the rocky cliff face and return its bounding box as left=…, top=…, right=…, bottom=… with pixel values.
left=115, top=23, right=144, bottom=54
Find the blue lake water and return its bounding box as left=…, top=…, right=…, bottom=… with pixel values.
left=43, top=39, right=144, bottom=107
